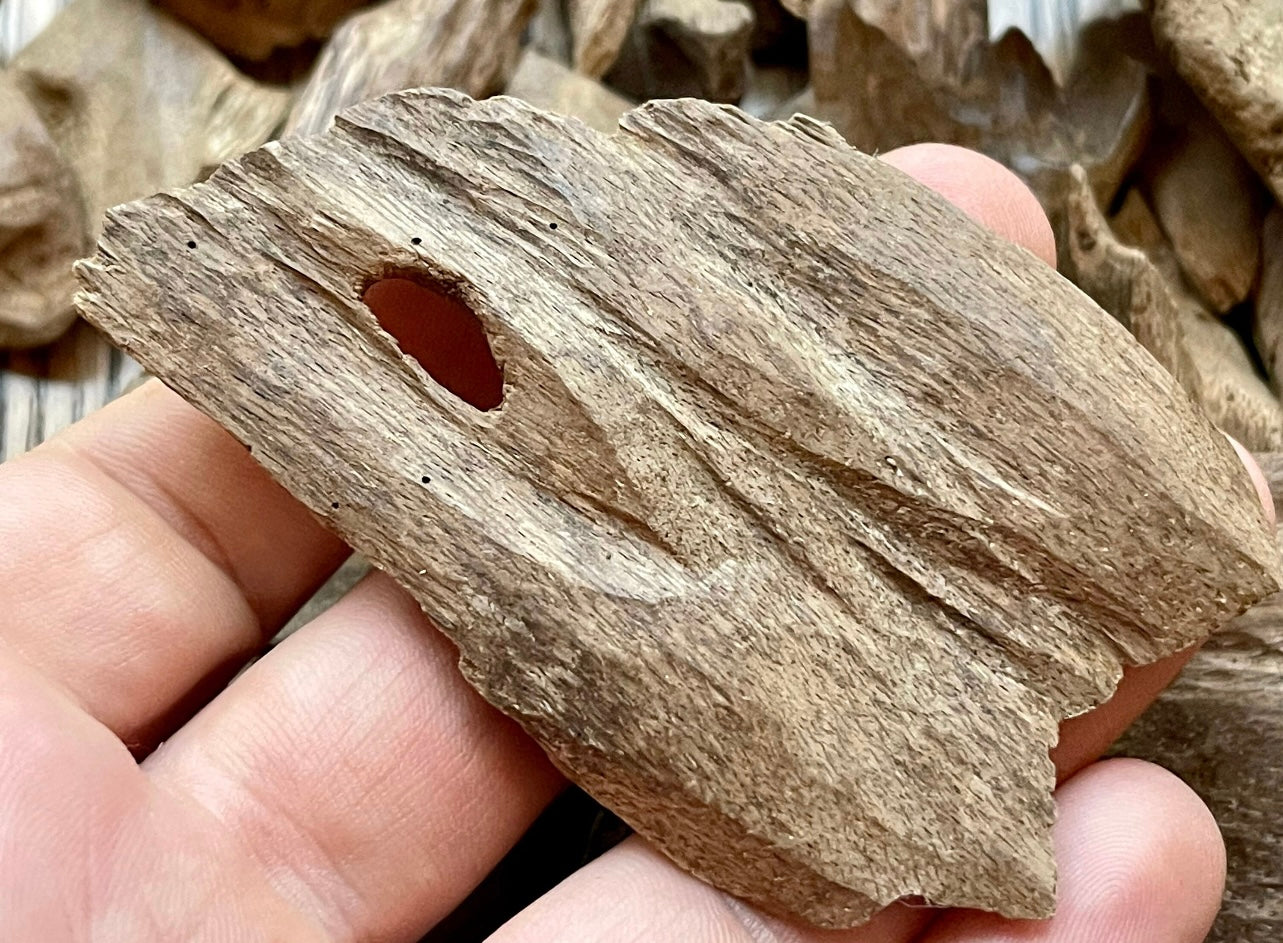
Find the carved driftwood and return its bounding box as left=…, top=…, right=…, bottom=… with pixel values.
left=1141, top=92, right=1268, bottom=315
left=804, top=0, right=1150, bottom=234
left=1115, top=452, right=1283, bottom=943
left=284, top=0, right=535, bottom=137
left=0, top=73, right=86, bottom=348
left=1065, top=167, right=1283, bottom=452
left=2, top=0, right=289, bottom=347
left=76, top=92, right=1280, bottom=927
left=152, top=0, right=375, bottom=60
left=568, top=0, right=643, bottom=78
left=1149, top=0, right=1283, bottom=202
left=506, top=50, right=633, bottom=133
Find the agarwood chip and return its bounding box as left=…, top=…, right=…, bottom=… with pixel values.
left=1254, top=206, right=1283, bottom=395
left=641, top=0, right=755, bottom=101
left=1141, top=90, right=1268, bottom=314
left=0, top=73, right=86, bottom=348
left=1150, top=0, right=1283, bottom=202
left=76, top=92, right=1280, bottom=927
left=284, top=0, right=535, bottom=137
left=1066, top=167, right=1283, bottom=451
left=568, top=0, right=644, bottom=77
left=152, top=0, right=375, bottom=60
left=506, top=50, right=634, bottom=132
left=2, top=0, right=287, bottom=347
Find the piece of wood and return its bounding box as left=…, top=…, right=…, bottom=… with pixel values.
left=1, top=0, right=289, bottom=348
left=1141, top=89, right=1268, bottom=315
left=506, top=49, right=633, bottom=132
left=805, top=0, right=1150, bottom=238
left=76, top=91, right=1280, bottom=928
left=284, top=0, right=535, bottom=137
left=1114, top=451, right=1283, bottom=943
left=151, top=0, right=375, bottom=60
left=1254, top=205, right=1283, bottom=395
left=529, top=0, right=574, bottom=63
left=0, top=72, right=86, bottom=348
left=987, top=0, right=1140, bottom=86
left=641, top=0, right=755, bottom=101
left=568, top=0, right=643, bottom=77
left=1065, top=167, right=1283, bottom=451
left=1150, top=0, right=1283, bottom=202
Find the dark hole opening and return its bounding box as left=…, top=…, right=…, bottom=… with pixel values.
left=363, top=277, right=504, bottom=412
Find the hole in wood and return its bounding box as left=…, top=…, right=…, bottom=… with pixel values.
left=363, top=277, right=504, bottom=411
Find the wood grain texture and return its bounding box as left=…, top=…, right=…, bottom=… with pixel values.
left=284, top=0, right=535, bottom=137
left=76, top=92, right=1281, bottom=927
left=1114, top=452, right=1283, bottom=943
left=1065, top=168, right=1283, bottom=451
left=152, top=0, right=375, bottom=60
left=1149, top=0, right=1283, bottom=202
left=568, top=0, right=643, bottom=77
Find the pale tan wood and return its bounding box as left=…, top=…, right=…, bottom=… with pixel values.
left=1150, top=0, right=1283, bottom=202
left=568, top=0, right=643, bottom=77
left=284, top=0, right=535, bottom=137
left=76, top=92, right=1280, bottom=928
left=506, top=50, right=633, bottom=132
left=1141, top=99, right=1268, bottom=314
left=0, top=72, right=86, bottom=348
left=1254, top=205, right=1283, bottom=395
left=805, top=0, right=1150, bottom=234
left=152, top=0, right=375, bottom=60
left=641, top=0, right=755, bottom=101
left=1066, top=168, right=1283, bottom=452
left=1, top=0, right=289, bottom=348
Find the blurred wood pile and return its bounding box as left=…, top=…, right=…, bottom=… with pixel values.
left=0, top=0, right=1280, bottom=937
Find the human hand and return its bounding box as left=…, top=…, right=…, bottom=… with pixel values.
left=0, top=143, right=1264, bottom=942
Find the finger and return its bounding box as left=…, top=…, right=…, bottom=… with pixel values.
left=881, top=144, right=1057, bottom=267
left=0, top=380, right=348, bottom=750
left=920, top=759, right=1224, bottom=943
left=145, top=571, right=565, bottom=942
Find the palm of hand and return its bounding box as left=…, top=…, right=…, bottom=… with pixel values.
left=0, top=145, right=1235, bottom=943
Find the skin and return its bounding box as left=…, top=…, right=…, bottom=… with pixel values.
left=0, top=143, right=1262, bottom=942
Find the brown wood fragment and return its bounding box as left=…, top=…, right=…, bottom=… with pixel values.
left=805, top=0, right=1150, bottom=235
left=1115, top=451, right=1283, bottom=943
left=2, top=0, right=288, bottom=347
left=76, top=92, right=1280, bottom=928
left=284, top=0, right=535, bottom=137
left=152, top=0, right=374, bottom=60
left=0, top=73, right=87, bottom=348
left=1150, top=0, right=1283, bottom=202
left=568, top=0, right=644, bottom=77
left=1065, top=167, right=1283, bottom=451
left=641, top=0, right=756, bottom=101
left=1255, top=206, right=1283, bottom=396
left=1141, top=92, right=1268, bottom=314
left=506, top=50, right=634, bottom=133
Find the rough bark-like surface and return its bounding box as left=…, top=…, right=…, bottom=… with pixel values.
left=0, top=74, right=86, bottom=348
left=568, top=0, right=643, bottom=77
left=806, top=0, right=1150, bottom=237
left=1066, top=168, right=1283, bottom=452
left=506, top=50, right=633, bottom=132
left=1255, top=206, right=1283, bottom=395
left=284, top=0, right=535, bottom=137
left=153, top=0, right=375, bottom=60
left=641, top=0, right=755, bottom=101
left=76, top=92, right=1280, bottom=927
left=1115, top=453, right=1283, bottom=943
left=1141, top=97, right=1268, bottom=314
left=1149, top=0, right=1283, bottom=202
left=2, top=0, right=288, bottom=347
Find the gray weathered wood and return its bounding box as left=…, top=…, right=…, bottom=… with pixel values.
left=76, top=92, right=1280, bottom=927
left=284, top=0, right=534, bottom=137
